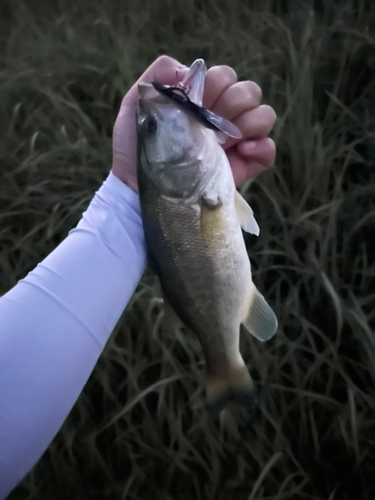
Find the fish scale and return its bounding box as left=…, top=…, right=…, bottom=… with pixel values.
left=138, top=172, right=247, bottom=377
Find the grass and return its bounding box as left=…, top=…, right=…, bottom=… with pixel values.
left=1, top=0, right=374, bottom=498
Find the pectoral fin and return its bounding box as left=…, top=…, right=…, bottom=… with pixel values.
left=200, top=203, right=227, bottom=247
left=242, top=286, right=278, bottom=341
left=235, top=191, right=259, bottom=236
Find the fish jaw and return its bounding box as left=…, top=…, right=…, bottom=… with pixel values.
left=137, top=91, right=197, bottom=176
left=137, top=85, right=223, bottom=201
left=137, top=58, right=207, bottom=106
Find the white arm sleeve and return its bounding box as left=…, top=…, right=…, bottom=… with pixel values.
left=0, top=172, right=147, bottom=499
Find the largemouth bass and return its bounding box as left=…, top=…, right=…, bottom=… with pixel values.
left=136, top=59, right=277, bottom=413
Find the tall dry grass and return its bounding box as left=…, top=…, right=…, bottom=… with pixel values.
left=1, top=0, right=374, bottom=498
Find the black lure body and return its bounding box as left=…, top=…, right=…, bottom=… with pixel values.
left=151, top=81, right=242, bottom=139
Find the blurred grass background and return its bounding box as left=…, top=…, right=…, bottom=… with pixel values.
left=1, top=0, right=374, bottom=498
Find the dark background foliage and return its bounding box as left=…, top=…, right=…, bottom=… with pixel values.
left=1, top=0, right=374, bottom=498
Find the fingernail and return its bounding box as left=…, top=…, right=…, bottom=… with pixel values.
left=177, top=66, right=188, bottom=79
left=243, top=141, right=257, bottom=152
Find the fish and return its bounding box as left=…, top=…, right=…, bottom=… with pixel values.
left=136, top=58, right=277, bottom=414
left=150, top=81, right=243, bottom=139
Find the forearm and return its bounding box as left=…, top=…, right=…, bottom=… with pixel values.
left=0, top=173, right=146, bottom=498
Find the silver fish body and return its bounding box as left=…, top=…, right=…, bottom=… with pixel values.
left=136, top=59, right=277, bottom=412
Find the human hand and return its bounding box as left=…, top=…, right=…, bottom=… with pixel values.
left=112, top=56, right=185, bottom=192
left=202, top=65, right=276, bottom=186
left=112, top=56, right=276, bottom=191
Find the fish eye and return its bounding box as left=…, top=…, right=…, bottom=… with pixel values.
left=145, top=117, right=157, bottom=134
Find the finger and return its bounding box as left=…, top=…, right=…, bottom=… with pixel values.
left=224, top=105, right=277, bottom=150
left=211, top=81, right=262, bottom=121
left=202, top=65, right=237, bottom=109
left=114, top=55, right=186, bottom=149
left=237, top=137, right=276, bottom=167
left=149, top=55, right=187, bottom=85
left=124, top=55, right=186, bottom=105
left=227, top=150, right=271, bottom=186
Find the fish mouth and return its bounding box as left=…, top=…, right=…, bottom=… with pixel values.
left=137, top=59, right=206, bottom=106
left=149, top=58, right=242, bottom=140
left=137, top=59, right=242, bottom=140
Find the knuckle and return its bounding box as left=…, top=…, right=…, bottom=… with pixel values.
left=249, top=81, right=262, bottom=102
left=209, top=65, right=237, bottom=86
left=235, top=81, right=262, bottom=105
left=155, top=54, right=173, bottom=65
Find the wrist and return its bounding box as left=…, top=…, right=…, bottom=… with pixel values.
left=111, top=168, right=138, bottom=193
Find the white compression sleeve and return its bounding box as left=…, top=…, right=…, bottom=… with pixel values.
left=0, top=172, right=147, bottom=498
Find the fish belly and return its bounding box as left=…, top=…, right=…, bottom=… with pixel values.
left=141, top=190, right=252, bottom=377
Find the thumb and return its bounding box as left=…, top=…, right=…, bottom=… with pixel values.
left=124, top=55, right=187, bottom=105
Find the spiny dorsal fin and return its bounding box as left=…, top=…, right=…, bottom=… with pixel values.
left=235, top=191, right=259, bottom=236
left=242, top=286, right=278, bottom=341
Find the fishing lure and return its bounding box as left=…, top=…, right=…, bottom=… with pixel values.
left=151, top=81, right=242, bottom=140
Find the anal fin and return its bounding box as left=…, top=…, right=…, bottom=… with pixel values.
left=242, top=286, right=278, bottom=341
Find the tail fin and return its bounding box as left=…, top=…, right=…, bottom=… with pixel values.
left=206, top=362, right=257, bottom=416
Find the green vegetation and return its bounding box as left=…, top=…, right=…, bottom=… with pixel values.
left=1, top=0, right=374, bottom=498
